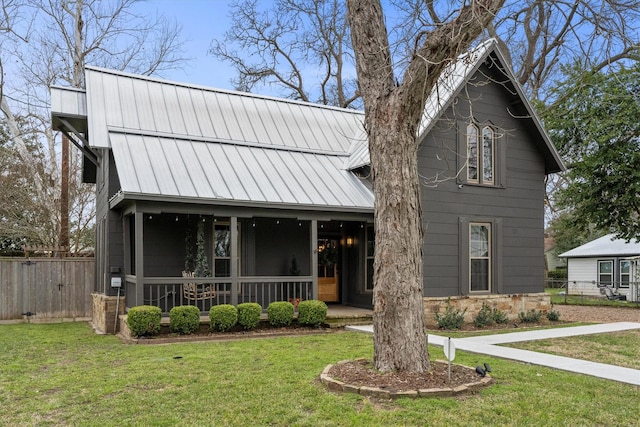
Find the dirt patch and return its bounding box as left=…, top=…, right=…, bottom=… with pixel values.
left=554, top=305, right=640, bottom=323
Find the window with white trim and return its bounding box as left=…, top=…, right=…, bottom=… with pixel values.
left=598, top=260, right=613, bottom=286
left=619, top=260, right=630, bottom=288
left=469, top=223, right=491, bottom=292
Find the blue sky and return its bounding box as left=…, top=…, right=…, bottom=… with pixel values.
left=143, top=0, right=239, bottom=89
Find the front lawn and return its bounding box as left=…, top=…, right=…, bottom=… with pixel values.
left=507, top=329, right=640, bottom=370
left=1, top=322, right=638, bottom=426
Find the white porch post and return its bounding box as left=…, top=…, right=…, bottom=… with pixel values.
left=231, top=216, right=239, bottom=305
left=134, top=211, right=144, bottom=307
left=311, top=219, right=318, bottom=300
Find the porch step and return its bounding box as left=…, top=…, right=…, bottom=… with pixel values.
left=324, top=315, right=373, bottom=328
left=325, top=305, right=373, bottom=329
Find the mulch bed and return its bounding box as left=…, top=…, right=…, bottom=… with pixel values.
left=328, top=358, right=484, bottom=392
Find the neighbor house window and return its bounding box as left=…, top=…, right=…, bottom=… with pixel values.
left=365, top=225, right=375, bottom=292
left=619, top=260, right=631, bottom=288
left=466, top=123, right=495, bottom=185
left=470, top=223, right=491, bottom=292
left=598, top=260, right=613, bottom=286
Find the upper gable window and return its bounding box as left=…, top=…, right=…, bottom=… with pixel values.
left=467, top=123, right=495, bottom=185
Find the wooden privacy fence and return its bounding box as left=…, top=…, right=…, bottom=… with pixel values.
left=0, top=258, right=94, bottom=321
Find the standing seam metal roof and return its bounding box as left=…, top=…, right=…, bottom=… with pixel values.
left=85, top=67, right=365, bottom=153
left=83, top=66, right=372, bottom=211
left=109, top=132, right=374, bottom=210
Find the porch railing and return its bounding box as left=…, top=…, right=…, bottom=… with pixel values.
left=125, top=275, right=313, bottom=314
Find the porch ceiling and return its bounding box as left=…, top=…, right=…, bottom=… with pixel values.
left=110, top=132, right=374, bottom=212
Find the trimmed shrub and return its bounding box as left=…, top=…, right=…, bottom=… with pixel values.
left=169, top=305, right=200, bottom=335
left=297, top=300, right=328, bottom=327
left=435, top=298, right=466, bottom=330
left=492, top=307, right=510, bottom=324
left=237, top=302, right=262, bottom=330
left=267, top=301, right=295, bottom=327
left=546, top=309, right=561, bottom=321
left=519, top=309, right=542, bottom=323
left=473, top=302, right=494, bottom=328
left=126, top=305, right=162, bottom=337
left=209, top=304, right=238, bottom=332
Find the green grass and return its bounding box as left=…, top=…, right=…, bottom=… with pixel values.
left=545, top=288, right=637, bottom=307
left=1, top=323, right=639, bottom=426
left=508, top=330, right=640, bottom=370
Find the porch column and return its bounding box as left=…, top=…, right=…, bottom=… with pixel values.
left=311, top=219, right=318, bottom=299
left=230, top=216, right=239, bottom=305
left=123, top=215, right=131, bottom=277
left=134, top=211, right=144, bottom=307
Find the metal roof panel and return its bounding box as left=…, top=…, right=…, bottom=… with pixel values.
left=109, top=134, right=373, bottom=211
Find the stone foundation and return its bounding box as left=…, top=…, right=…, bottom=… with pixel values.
left=423, top=293, right=551, bottom=327
left=91, top=292, right=126, bottom=334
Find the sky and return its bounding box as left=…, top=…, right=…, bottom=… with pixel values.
left=139, top=0, right=245, bottom=90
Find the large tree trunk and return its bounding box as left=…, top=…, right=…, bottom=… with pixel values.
left=347, top=0, right=505, bottom=373
left=370, top=96, right=429, bottom=372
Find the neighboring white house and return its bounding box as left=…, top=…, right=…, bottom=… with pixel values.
left=559, top=234, right=640, bottom=301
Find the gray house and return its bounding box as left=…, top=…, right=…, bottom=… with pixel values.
left=51, top=39, right=564, bottom=331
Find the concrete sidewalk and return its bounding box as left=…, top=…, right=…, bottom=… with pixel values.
left=345, top=322, right=640, bottom=386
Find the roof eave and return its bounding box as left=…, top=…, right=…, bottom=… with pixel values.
left=109, top=192, right=374, bottom=215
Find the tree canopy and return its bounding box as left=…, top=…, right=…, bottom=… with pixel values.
left=211, top=0, right=640, bottom=106
left=0, top=0, right=187, bottom=254
left=544, top=62, right=640, bottom=241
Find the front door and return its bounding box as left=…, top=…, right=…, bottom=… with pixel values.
left=318, top=238, right=339, bottom=302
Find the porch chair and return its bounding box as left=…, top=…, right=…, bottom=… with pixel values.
left=182, top=271, right=216, bottom=301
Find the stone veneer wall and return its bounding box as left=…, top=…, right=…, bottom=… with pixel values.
left=423, top=293, right=551, bottom=326
left=91, top=293, right=125, bottom=334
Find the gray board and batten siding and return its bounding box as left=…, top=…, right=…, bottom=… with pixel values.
left=419, top=58, right=551, bottom=297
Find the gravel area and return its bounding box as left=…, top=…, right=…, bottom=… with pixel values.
left=554, top=305, right=640, bottom=323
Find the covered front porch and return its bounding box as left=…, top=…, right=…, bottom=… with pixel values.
left=116, top=203, right=373, bottom=314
